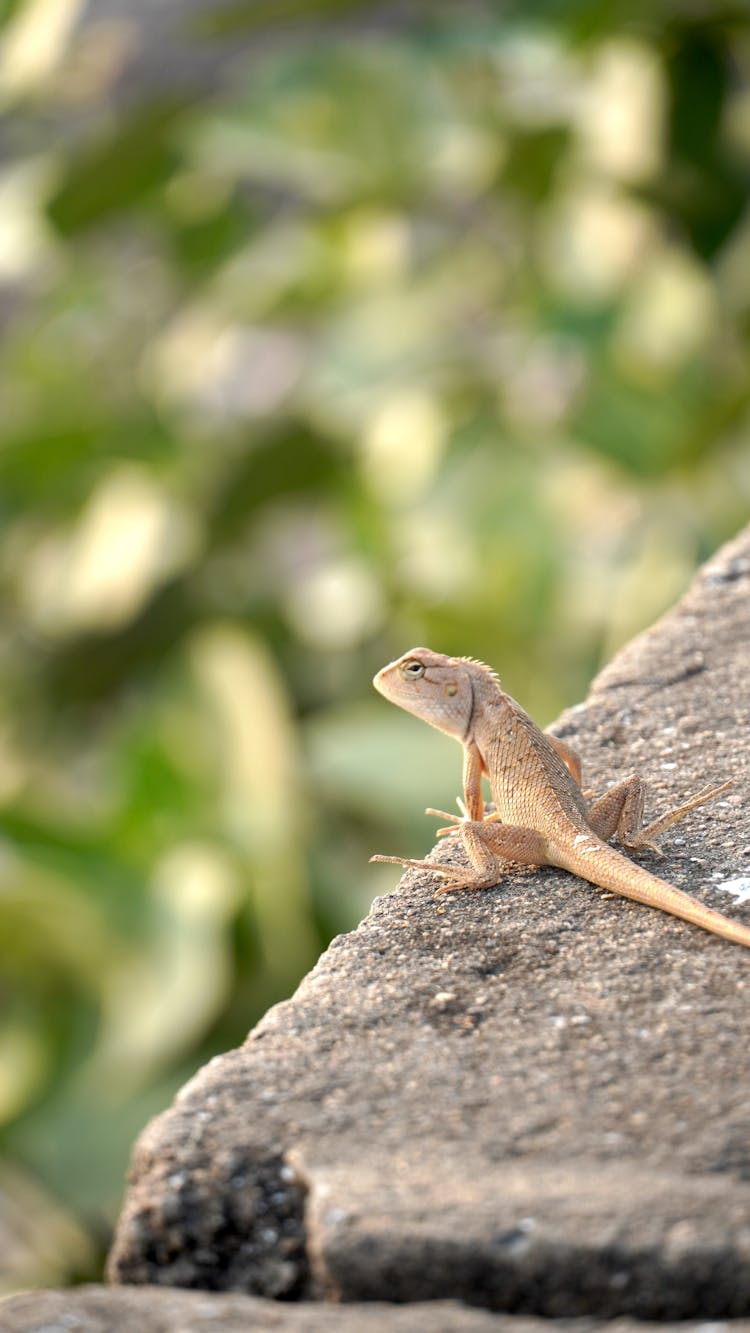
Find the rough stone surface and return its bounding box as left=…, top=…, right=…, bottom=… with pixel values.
left=3, top=1287, right=749, bottom=1333
left=0, top=1285, right=555, bottom=1332
left=107, top=528, right=750, bottom=1318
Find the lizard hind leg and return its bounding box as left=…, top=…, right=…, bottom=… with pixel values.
left=587, top=774, right=734, bottom=855
left=371, top=820, right=548, bottom=894
left=369, top=850, right=503, bottom=891
left=432, top=819, right=548, bottom=894
left=369, top=852, right=475, bottom=884
left=632, top=778, right=734, bottom=847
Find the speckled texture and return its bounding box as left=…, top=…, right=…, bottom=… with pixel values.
left=107, top=527, right=750, bottom=1318
left=9, top=1287, right=750, bottom=1333
left=0, top=1285, right=558, bottom=1332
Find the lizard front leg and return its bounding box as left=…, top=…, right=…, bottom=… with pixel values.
left=369, top=740, right=495, bottom=887
left=422, top=740, right=496, bottom=836
left=462, top=739, right=486, bottom=821
left=586, top=775, right=734, bottom=854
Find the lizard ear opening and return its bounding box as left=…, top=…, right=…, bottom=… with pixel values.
left=399, top=658, right=425, bottom=680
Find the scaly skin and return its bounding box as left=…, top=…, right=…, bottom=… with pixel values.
left=371, top=647, right=750, bottom=949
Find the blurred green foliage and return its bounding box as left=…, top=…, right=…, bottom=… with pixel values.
left=0, top=0, right=749, bottom=1292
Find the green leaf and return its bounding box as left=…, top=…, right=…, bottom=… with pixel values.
left=47, top=100, right=190, bottom=234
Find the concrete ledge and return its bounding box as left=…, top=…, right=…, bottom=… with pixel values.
left=81, top=529, right=750, bottom=1318
left=8, top=1285, right=750, bottom=1332
left=0, top=1285, right=560, bottom=1332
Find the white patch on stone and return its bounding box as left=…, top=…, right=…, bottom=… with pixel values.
left=714, top=876, right=750, bottom=906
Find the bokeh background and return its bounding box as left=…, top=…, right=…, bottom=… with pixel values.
left=1, top=0, right=749, bottom=1294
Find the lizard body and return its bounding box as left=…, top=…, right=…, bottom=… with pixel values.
left=370, top=647, right=750, bottom=949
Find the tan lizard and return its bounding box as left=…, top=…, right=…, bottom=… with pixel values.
left=370, top=647, right=750, bottom=949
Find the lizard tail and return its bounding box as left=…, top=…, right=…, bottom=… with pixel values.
left=558, top=842, right=750, bottom=949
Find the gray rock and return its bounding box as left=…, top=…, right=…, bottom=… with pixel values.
left=0, top=1284, right=552, bottom=1332
left=107, top=527, right=750, bottom=1318
left=3, top=1286, right=749, bottom=1332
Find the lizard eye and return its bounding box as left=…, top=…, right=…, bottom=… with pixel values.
left=400, top=658, right=425, bottom=680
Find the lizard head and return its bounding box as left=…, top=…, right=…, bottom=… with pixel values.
left=373, top=647, right=494, bottom=740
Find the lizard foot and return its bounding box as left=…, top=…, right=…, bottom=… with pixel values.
left=370, top=853, right=497, bottom=892
left=623, top=778, right=736, bottom=850
left=369, top=853, right=471, bottom=882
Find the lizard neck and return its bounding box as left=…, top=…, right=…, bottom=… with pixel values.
left=461, top=670, right=479, bottom=746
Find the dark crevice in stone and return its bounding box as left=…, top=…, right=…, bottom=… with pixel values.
left=323, top=1239, right=750, bottom=1319
left=109, top=1151, right=310, bottom=1299
left=599, top=660, right=707, bottom=692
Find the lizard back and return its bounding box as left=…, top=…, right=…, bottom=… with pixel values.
left=478, top=689, right=591, bottom=838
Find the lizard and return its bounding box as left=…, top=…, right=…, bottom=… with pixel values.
left=369, top=647, right=750, bottom=949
